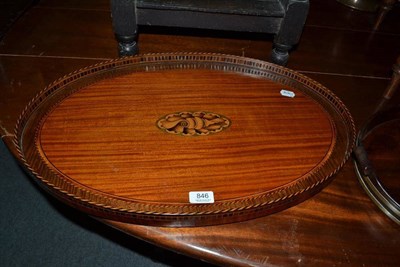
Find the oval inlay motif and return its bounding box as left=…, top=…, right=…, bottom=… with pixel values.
left=157, top=111, right=231, bottom=136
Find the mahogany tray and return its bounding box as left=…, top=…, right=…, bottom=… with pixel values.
left=14, top=53, right=355, bottom=227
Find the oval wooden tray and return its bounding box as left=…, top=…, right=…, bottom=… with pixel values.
left=14, top=53, right=355, bottom=227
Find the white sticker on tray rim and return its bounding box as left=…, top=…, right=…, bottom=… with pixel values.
left=280, top=89, right=296, bottom=98
left=189, top=191, right=215, bottom=204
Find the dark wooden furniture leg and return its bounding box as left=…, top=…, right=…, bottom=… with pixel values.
left=111, top=0, right=138, bottom=56
left=272, top=0, right=309, bottom=65
left=374, top=55, right=400, bottom=112
left=373, top=0, right=397, bottom=31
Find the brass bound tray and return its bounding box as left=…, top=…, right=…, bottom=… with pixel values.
left=14, top=54, right=355, bottom=227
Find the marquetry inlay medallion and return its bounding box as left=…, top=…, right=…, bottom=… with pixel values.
left=157, top=111, right=230, bottom=136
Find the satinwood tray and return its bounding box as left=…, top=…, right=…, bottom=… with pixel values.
left=14, top=54, right=355, bottom=227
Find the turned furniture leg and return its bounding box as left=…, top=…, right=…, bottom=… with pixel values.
left=374, top=55, right=400, bottom=112
left=373, top=0, right=397, bottom=31
left=272, top=0, right=309, bottom=66
left=271, top=44, right=291, bottom=66
left=111, top=0, right=138, bottom=56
